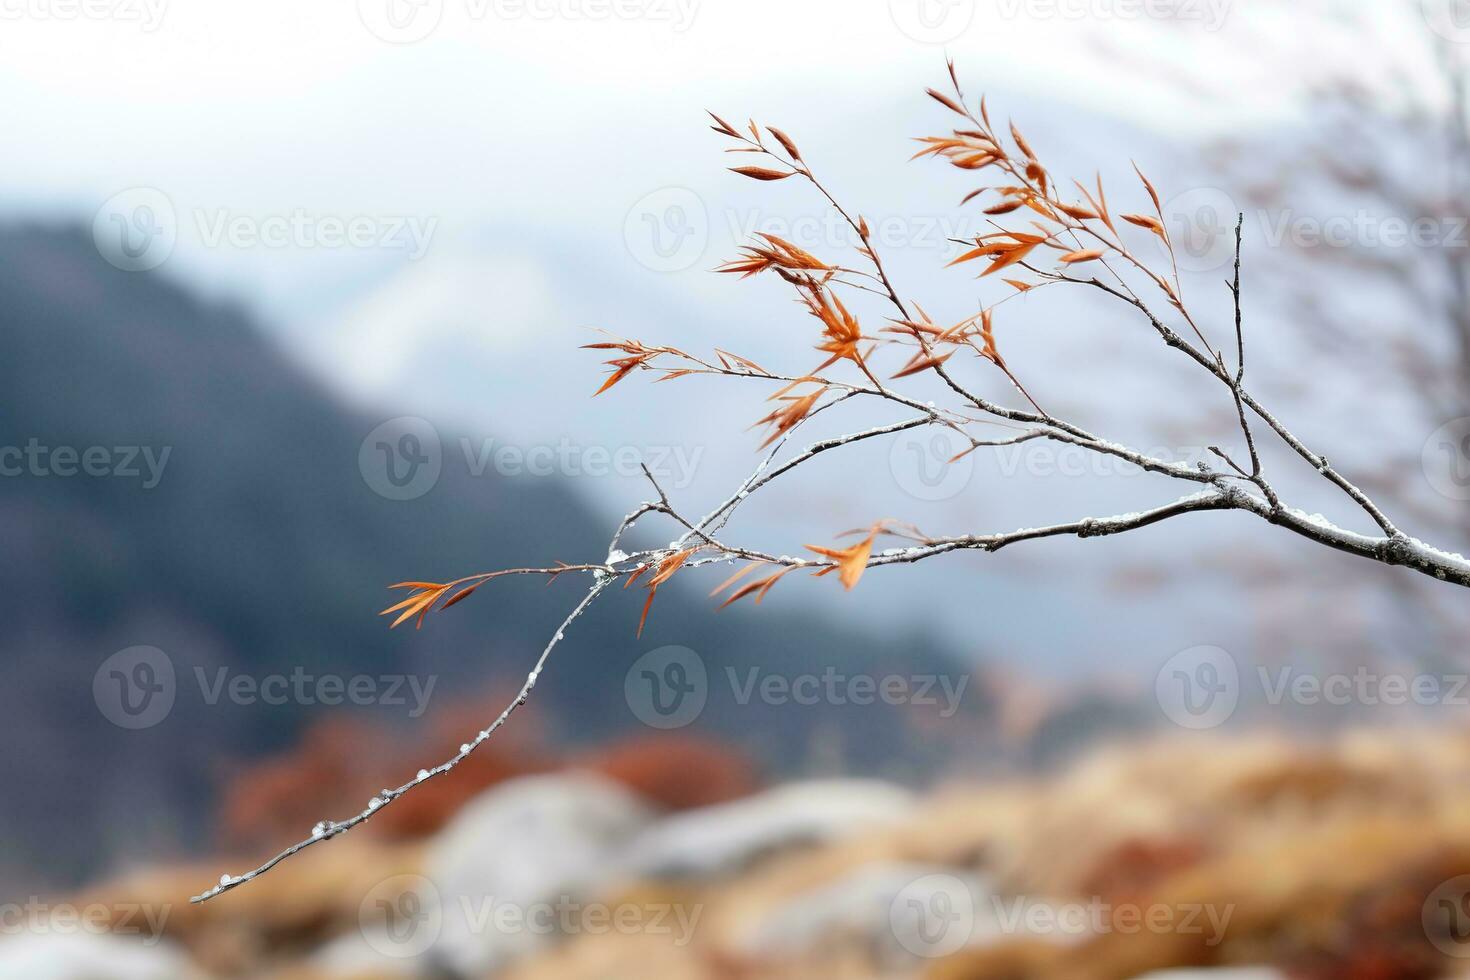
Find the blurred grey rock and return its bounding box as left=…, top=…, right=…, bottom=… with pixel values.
left=622, top=779, right=915, bottom=880
left=424, top=772, right=655, bottom=977
left=311, top=926, right=433, bottom=978
left=0, top=932, right=206, bottom=980
left=739, top=862, right=994, bottom=964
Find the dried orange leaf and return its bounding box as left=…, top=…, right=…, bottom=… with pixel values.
left=637, top=587, right=657, bottom=637
left=1123, top=213, right=1167, bottom=238
left=390, top=592, right=439, bottom=629
left=768, top=126, right=802, bottom=161
left=891, top=350, right=955, bottom=379
left=805, top=533, right=875, bottom=591
left=927, top=88, right=966, bottom=114
left=1133, top=161, right=1163, bottom=214
left=709, top=562, right=759, bottom=597
left=1010, top=120, right=1037, bottom=161
left=980, top=242, right=1039, bottom=277
left=441, top=584, right=481, bottom=610
left=730, top=166, right=792, bottom=181
left=707, top=111, right=740, bottom=138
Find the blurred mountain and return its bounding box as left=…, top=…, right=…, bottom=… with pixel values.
left=0, top=224, right=980, bottom=892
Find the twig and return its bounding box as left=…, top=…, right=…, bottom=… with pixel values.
left=191, top=560, right=616, bottom=903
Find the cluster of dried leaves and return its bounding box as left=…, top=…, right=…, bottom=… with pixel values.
left=391, top=62, right=1241, bottom=633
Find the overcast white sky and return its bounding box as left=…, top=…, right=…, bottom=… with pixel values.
left=0, top=0, right=1441, bottom=311
left=0, top=1, right=1295, bottom=216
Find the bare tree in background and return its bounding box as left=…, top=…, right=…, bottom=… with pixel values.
left=1162, top=5, right=1470, bottom=509
left=1072, top=1, right=1470, bottom=664
left=192, top=61, right=1470, bottom=904
left=1122, top=1, right=1470, bottom=659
